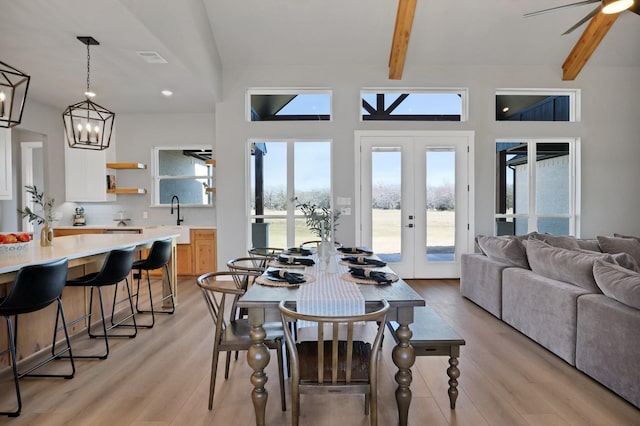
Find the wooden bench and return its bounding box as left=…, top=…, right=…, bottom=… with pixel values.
left=387, top=305, right=466, bottom=409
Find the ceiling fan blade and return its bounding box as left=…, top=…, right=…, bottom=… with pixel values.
left=524, top=0, right=600, bottom=17
left=562, top=6, right=601, bottom=34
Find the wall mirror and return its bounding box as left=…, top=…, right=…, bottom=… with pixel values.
left=152, top=146, right=214, bottom=206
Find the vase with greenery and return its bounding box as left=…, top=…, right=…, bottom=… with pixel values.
left=296, top=199, right=340, bottom=242
left=18, top=185, right=56, bottom=246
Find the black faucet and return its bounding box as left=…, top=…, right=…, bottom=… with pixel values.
left=170, top=195, right=184, bottom=225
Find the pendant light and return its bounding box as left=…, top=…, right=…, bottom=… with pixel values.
left=63, top=36, right=115, bottom=150
left=0, top=61, right=31, bottom=128
left=602, top=0, right=634, bottom=14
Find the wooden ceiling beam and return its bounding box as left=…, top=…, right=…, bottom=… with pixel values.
left=388, top=0, right=417, bottom=80
left=562, top=11, right=620, bottom=80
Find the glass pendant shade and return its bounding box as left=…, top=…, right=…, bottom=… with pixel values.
left=0, top=60, right=30, bottom=128
left=63, top=98, right=115, bottom=150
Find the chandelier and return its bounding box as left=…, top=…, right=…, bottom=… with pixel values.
left=63, top=36, right=115, bottom=150
left=0, top=61, right=30, bottom=128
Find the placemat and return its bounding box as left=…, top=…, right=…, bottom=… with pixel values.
left=255, top=273, right=315, bottom=287
left=340, top=271, right=399, bottom=285
left=267, top=260, right=307, bottom=269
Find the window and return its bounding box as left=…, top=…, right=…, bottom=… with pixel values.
left=152, top=146, right=214, bottom=206
left=495, top=89, right=580, bottom=121
left=249, top=140, right=332, bottom=248
left=247, top=89, right=332, bottom=121
left=361, top=89, right=467, bottom=121
left=495, top=138, right=580, bottom=236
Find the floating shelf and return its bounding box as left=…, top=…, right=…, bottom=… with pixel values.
left=107, top=188, right=147, bottom=194
left=205, top=188, right=216, bottom=193
left=205, top=159, right=216, bottom=166
left=107, top=162, right=147, bottom=169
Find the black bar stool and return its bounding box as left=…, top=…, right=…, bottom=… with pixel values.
left=0, top=258, right=74, bottom=417
left=131, top=238, right=175, bottom=328
left=57, top=246, right=137, bottom=360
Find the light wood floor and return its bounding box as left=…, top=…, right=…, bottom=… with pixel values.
left=0, top=278, right=638, bottom=425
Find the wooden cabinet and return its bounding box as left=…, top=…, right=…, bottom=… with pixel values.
left=0, top=129, right=12, bottom=200
left=176, top=244, right=193, bottom=276
left=193, top=229, right=217, bottom=275
left=54, top=228, right=105, bottom=237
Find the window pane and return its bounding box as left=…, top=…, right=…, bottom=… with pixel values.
left=361, top=91, right=463, bottom=121
left=496, top=94, right=572, bottom=121
left=294, top=142, right=331, bottom=215
left=537, top=217, right=570, bottom=235
left=159, top=150, right=210, bottom=176
left=496, top=142, right=528, bottom=214
left=251, top=218, right=286, bottom=249
left=249, top=92, right=331, bottom=121
left=494, top=217, right=529, bottom=236
left=426, top=148, right=455, bottom=262
left=371, top=148, right=401, bottom=262
left=535, top=142, right=570, bottom=215
left=251, top=142, right=287, bottom=216
left=159, top=178, right=212, bottom=204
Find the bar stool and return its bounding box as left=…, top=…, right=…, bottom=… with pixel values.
left=131, top=238, right=175, bottom=328
left=58, top=246, right=137, bottom=360
left=0, top=258, right=74, bottom=417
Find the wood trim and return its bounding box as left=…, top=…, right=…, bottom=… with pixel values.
left=562, top=11, right=620, bottom=81
left=107, top=188, right=147, bottom=194
left=205, top=159, right=216, bottom=166
left=388, top=0, right=416, bottom=80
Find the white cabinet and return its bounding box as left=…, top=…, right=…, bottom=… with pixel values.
left=0, top=129, right=11, bottom=200
left=64, top=134, right=116, bottom=202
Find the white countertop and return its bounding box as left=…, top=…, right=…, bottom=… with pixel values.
left=0, top=230, right=180, bottom=274
left=54, top=225, right=216, bottom=230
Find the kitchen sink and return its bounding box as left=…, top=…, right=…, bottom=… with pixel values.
left=145, top=225, right=190, bottom=244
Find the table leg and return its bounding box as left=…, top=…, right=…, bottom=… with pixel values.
left=392, top=307, right=416, bottom=426
left=447, top=348, right=461, bottom=409
left=247, top=308, right=269, bottom=426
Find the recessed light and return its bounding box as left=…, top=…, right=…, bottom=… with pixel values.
left=136, top=51, right=168, bottom=64
left=161, top=90, right=173, bottom=97
left=502, top=106, right=509, bottom=113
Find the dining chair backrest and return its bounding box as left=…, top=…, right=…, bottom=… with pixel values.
left=279, top=299, right=389, bottom=425
left=248, top=247, right=283, bottom=268
left=227, top=257, right=265, bottom=287
left=196, top=271, right=259, bottom=332
left=0, top=258, right=69, bottom=315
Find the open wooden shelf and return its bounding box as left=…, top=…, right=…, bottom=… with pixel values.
left=205, top=159, right=216, bottom=166
left=107, top=162, right=147, bottom=169
left=205, top=188, right=216, bottom=193
left=107, top=188, right=147, bottom=194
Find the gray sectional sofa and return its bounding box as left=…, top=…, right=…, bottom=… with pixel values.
left=460, top=233, right=640, bottom=408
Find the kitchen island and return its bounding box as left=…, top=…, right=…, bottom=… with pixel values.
left=0, top=230, right=179, bottom=369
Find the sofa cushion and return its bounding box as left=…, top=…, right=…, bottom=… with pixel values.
left=597, top=235, right=640, bottom=266
left=529, top=233, right=580, bottom=250
left=593, top=259, right=640, bottom=309
left=576, top=238, right=601, bottom=252
left=475, top=235, right=529, bottom=269
left=524, top=238, right=608, bottom=293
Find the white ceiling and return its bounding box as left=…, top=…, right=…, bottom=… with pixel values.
left=1, top=0, right=638, bottom=114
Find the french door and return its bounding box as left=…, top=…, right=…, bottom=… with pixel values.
left=356, top=131, right=474, bottom=279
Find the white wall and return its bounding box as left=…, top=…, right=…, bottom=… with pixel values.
left=215, top=63, right=640, bottom=267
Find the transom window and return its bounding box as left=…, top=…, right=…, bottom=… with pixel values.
left=495, top=89, right=580, bottom=121
left=361, top=89, right=467, bottom=121
left=247, top=89, right=332, bottom=121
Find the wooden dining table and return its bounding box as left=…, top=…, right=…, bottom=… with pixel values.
left=237, top=251, right=425, bottom=426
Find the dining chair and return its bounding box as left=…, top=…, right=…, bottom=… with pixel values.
left=60, top=246, right=137, bottom=359
left=0, top=258, right=74, bottom=417
left=248, top=247, right=283, bottom=268
left=278, top=299, right=390, bottom=426
left=196, top=271, right=287, bottom=411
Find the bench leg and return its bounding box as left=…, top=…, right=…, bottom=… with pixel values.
left=447, top=354, right=460, bottom=409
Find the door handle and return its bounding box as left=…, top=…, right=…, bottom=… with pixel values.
left=405, top=224, right=414, bottom=228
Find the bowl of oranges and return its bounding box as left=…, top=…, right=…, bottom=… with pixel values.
left=0, top=232, right=33, bottom=254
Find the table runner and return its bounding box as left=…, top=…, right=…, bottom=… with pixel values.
left=295, top=253, right=365, bottom=340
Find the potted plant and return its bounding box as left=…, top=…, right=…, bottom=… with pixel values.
left=18, top=185, right=56, bottom=246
